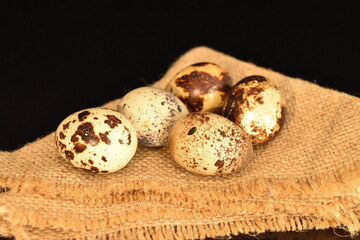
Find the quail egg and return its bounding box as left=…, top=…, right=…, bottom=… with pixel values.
left=55, top=107, right=138, bottom=174
left=165, top=62, right=232, bottom=113
left=168, top=112, right=253, bottom=175
left=117, top=87, right=189, bottom=147
left=223, top=75, right=286, bottom=145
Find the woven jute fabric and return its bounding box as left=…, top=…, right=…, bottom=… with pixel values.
left=1, top=46, right=359, bottom=240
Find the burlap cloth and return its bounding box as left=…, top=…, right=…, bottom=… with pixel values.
left=1, top=46, right=359, bottom=240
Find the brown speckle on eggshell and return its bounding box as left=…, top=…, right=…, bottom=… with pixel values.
left=165, top=62, right=232, bottom=113
left=168, top=112, right=253, bottom=176
left=223, top=75, right=286, bottom=145
left=55, top=108, right=138, bottom=174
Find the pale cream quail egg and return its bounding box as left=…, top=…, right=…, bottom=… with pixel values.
left=55, top=107, right=138, bottom=174
left=117, top=87, right=189, bottom=147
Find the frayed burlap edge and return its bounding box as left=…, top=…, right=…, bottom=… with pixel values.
left=1, top=203, right=360, bottom=240
left=1, top=121, right=359, bottom=239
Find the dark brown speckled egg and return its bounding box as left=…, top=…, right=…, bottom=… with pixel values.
left=223, top=75, right=286, bottom=146
left=168, top=112, right=253, bottom=176
left=165, top=62, right=232, bottom=113
left=55, top=108, right=138, bottom=174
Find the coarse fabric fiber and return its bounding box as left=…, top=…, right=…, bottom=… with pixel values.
left=1, top=46, right=359, bottom=240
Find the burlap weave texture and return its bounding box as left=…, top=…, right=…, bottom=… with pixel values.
left=1, top=46, right=359, bottom=240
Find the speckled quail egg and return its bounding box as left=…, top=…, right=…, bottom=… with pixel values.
left=223, top=75, right=286, bottom=146
left=168, top=112, right=253, bottom=176
left=165, top=62, right=232, bottom=113
left=117, top=87, right=189, bottom=147
left=55, top=107, right=138, bottom=174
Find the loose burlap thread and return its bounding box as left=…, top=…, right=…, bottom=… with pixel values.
left=1, top=46, right=359, bottom=240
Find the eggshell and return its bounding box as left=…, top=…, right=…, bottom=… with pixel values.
left=168, top=112, right=253, bottom=176
left=223, top=75, right=286, bottom=145
left=117, top=87, right=189, bottom=147
left=165, top=62, right=232, bottom=113
left=55, top=108, right=138, bottom=174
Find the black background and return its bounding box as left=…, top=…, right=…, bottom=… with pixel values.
left=1, top=1, right=359, bottom=152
